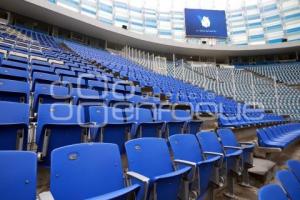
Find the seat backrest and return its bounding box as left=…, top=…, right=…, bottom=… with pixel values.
left=276, top=170, right=300, bottom=200
left=125, top=138, right=173, bottom=178
left=51, top=143, right=125, bottom=200
left=71, top=88, right=100, bottom=105
left=0, top=101, right=29, bottom=150
left=89, top=106, right=124, bottom=125
left=157, top=109, right=172, bottom=122
left=287, top=160, right=300, bottom=182
left=196, top=131, right=224, bottom=157
left=0, top=151, right=37, bottom=200
left=125, top=107, right=153, bottom=123
left=217, top=128, right=239, bottom=152
left=169, top=134, right=204, bottom=163
left=36, top=104, right=86, bottom=162
left=0, top=78, right=30, bottom=103
left=258, top=184, right=288, bottom=200
left=174, top=110, right=191, bottom=121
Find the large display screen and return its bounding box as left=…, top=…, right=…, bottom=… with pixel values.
left=184, top=8, right=227, bottom=38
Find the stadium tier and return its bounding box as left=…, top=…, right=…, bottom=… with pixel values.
left=245, top=62, right=300, bottom=86
left=0, top=1, right=300, bottom=200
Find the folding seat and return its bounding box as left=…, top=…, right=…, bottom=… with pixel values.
left=104, top=91, right=131, bottom=108
left=0, top=101, right=30, bottom=150
left=125, top=94, right=143, bottom=106
left=31, top=59, right=50, bottom=67
left=89, top=106, right=132, bottom=152
left=125, top=138, right=191, bottom=200
left=276, top=170, right=300, bottom=200
left=126, top=85, right=141, bottom=95
left=0, top=151, right=37, bottom=200
left=0, top=67, right=29, bottom=82
left=169, top=134, right=223, bottom=199
left=196, top=131, right=243, bottom=198
left=31, top=64, right=54, bottom=75
left=48, top=143, right=140, bottom=200
left=71, top=88, right=103, bottom=105
left=36, top=104, right=87, bottom=165
left=33, top=83, right=70, bottom=113
left=287, top=160, right=300, bottom=181
left=0, top=78, right=30, bottom=103
left=53, top=64, right=70, bottom=71
left=126, top=107, right=164, bottom=138
left=55, top=69, right=76, bottom=77
left=77, top=72, right=97, bottom=82
left=158, top=109, right=190, bottom=137
left=32, top=72, right=60, bottom=89
left=62, top=76, right=86, bottom=88
left=1, top=59, right=28, bottom=70
left=217, top=128, right=255, bottom=186
left=109, top=81, right=126, bottom=94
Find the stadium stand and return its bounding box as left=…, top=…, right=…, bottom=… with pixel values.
left=245, top=63, right=300, bottom=86
left=0, top=1, right=299, bottom=198
left=183, top=63, right=300, bottom=120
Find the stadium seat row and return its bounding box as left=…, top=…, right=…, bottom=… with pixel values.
left=0, top=128, right=254, bottom=200
left=257, top=123, right=300, bottom=148
left=0, top=101, right=203, bottom=164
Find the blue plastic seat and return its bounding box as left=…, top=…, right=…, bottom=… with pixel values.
left=197, top=130, right=243, bottom=197
left=0, top=67, right=29, bottom=82
left=287, top=160, right=300, bottom=182
left=36, top=104, right=87, bottom=165
left=197, top=131, right=242, bottom=167
left=55, top=69, right=76, bottom=77
left=159, top=109, right=190, bottom=137
left=31, top=64, right=54, bottom=75
left=32, top=72, right=60, bottom=89
left=31, top=60, right=51, bottom=67
left=258, top=184, right=288, bottom=200
left=62, top=76, right=86, bottom=88
left=0, top=78, right=30, bottom=103
left=71, top=88, right=103, bottom=105
left=88, top=80, right=109, bottom=93
left=33, top=83, right=70, bottom=113
left=0, top=151, right=37, bottom=200
left=126, top=107, right=164, bottom=138
left=1, top=59, right=28, bottom=70
left=217, top=128, right=254, bottom=166
left=169, top=134, right=222, bottom=199
left=125, top=138, right=191, bottom=200
left=276, top=170, right=300, bottom=200
left=50, top=143, right=140, bottom=200
left=89, top=106, right=132, bottom=153
left=0, top=101, right=30, bottom=150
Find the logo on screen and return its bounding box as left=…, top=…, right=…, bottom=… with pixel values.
left=201, top=16, right=210, bottom=28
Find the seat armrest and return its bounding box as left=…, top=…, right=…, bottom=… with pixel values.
left=154, top=166, right=191, bottom=181
left=224, top=146, right=243, bottom=150
left=240, top=142, right=255, bottom=146
left=127, top=171, right=150, bottom=183
left=174, top=159, right=197, bottom=180
left=198, top=156, right=221, bottom=165
left=127, top=171, right=149, bottom=200
left=38, top=191, right=54, bottom=200
left=203, top=151, right=224, bottom=157
left=174, top=159, right=197, bottom=167
left=86, top=184, right=140, bottom=200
